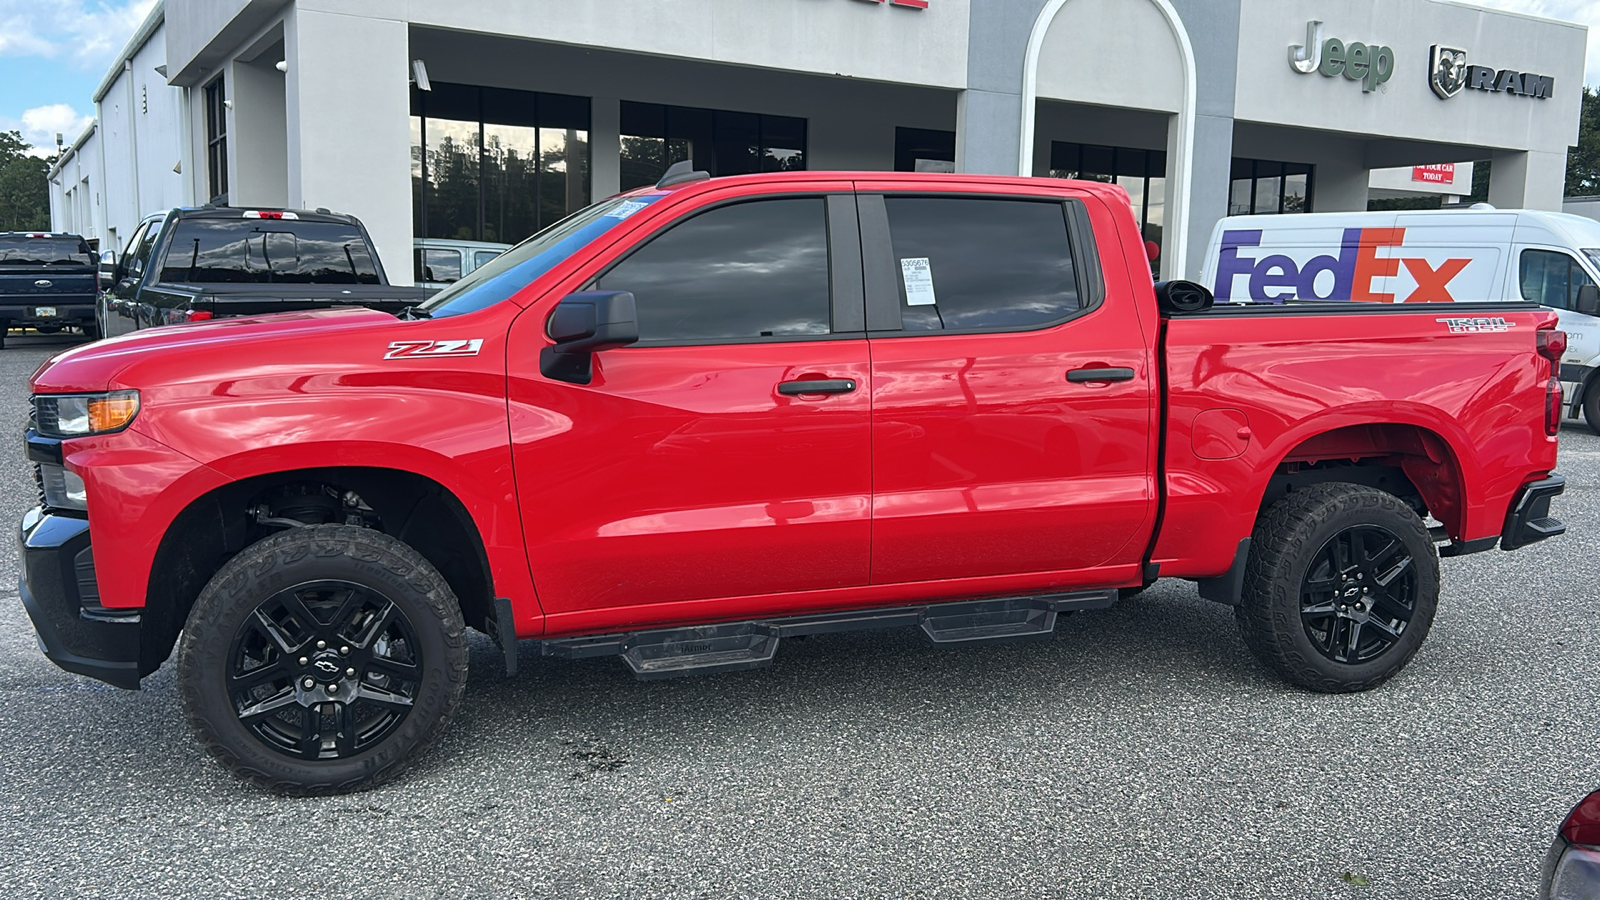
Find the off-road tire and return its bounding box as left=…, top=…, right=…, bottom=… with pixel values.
left=1236, top=483, right=1440, bottom=693
left=178, top=525, right=468, bottom=795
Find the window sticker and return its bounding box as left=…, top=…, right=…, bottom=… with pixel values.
left=605, top=200, right=651, bottom=219
left=900, top=257, right=938, bottom=306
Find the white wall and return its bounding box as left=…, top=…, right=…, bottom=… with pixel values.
left=1235, top=0, right=1585, bottom=153
left=1034, top=0, right=1185, bottom=113
left=93, top=23, right=187, bottom=247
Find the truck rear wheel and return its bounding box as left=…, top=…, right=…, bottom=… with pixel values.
left=1236, top=483, right=1439, bottom=693
left=178, top=525, right=468, bottom=795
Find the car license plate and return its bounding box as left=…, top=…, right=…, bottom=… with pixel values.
left=34, top=307, right=56, bottom=318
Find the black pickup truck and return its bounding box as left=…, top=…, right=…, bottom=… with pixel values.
left=99, top=207, right=433, bottom=338
left=0, top=232, right=98, bottom=346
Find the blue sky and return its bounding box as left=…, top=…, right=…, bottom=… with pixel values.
left=0, top=0, right=1597, bottom=158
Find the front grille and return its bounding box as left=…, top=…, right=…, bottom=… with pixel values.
left=26, top=399, right=44, bottom=505
left=30, top=462, right=45, bottom=506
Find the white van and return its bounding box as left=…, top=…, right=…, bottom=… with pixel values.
left=1200, top=208, right=1600, bottom=432
left=413, top=239, right=511, bottom=290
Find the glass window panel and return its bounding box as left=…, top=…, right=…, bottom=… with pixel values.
left=667, top=106, right=714, bottom=165
left=481, top=86, right=539, bottom=128
left=482, top=123, right=539, bottom=245
left=1144, top=175, right=1165, bottom=258
left=884, top=197, right=1080, bottom=332
left=620, top=135, right=667, bottom=191
left=712, top=110, right=761, bottom=176
left=1116, top=148, right=1147, bottom=177
left=411, top=117, right=425, bottom=243
left=1283, top=172, right=1309, bottom=213
left=1519, top=249, right=1571, bottom=309
left=1118, top=175, right=1146, bottom=226
left=537, top=92, right=591, bottom=130
left=159, top=220, right=381, bottom=284
left=1230, top=179, right=1254, bottom=216
left=1079, top=145, right=1114, bottom=181
left=898, top=127, right=958, bottom=172
left=1254, top=175, right=1282, bottom=215
left=415, top=248, right=463, bottom=283
left=597, top=198, right=832, bottom=342
left=420, top=82, right=481, bottom=122
left=423, top=118, right=481, bottom=240
left=620, top=101, right=666, bottom=138
left=1049, top=142, right=1081, bottom=175
left=1571, top=258, right=1596, bottom=309
left=538, top=128, right=591, bottom=234
left=474, top=250, right=503, bottom=269
left=761, top=115, right=807, bottom=173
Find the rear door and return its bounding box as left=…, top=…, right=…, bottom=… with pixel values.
left=855, top=184, right=1157, bottom=585
left=507, top=185, right=874, bottom=628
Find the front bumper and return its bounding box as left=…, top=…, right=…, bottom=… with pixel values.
left=18, top=506, right=143, bottom=689
left=1501, top=474, right=1566, bottom=552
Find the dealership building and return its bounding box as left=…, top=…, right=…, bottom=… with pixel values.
left=49, top=0, right=1586, bottom=282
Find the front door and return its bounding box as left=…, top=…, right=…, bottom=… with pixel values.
left=507, top=189, right=873, bottom=631
left=856, top=186, right=1158, bottom=585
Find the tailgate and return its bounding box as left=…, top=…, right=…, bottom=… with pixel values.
left=0, top=271, right=96, bottom=302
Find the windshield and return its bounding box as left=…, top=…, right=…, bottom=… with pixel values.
left=1584, top=249, right=1600, bottom=273
left=159, top=219, right=382, bottom=285
left=419, top=195, right=663, bottom=318
left=0, top=237, right=93, bottom=267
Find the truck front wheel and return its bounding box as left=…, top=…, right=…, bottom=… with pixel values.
left=178, top=525, right=468, bottom=794
left=1583, top=376, right=1600, bottom=435
left=1236, top=484, right=1440, bottom=693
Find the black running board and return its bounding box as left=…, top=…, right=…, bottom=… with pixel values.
left=535, top=590, right=1118, bottom=681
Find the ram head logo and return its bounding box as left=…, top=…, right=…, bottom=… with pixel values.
left=1431, top=45, right=1469, bottom=99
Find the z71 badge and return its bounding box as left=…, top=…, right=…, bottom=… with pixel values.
left=383, top=339, right=484, bottom=360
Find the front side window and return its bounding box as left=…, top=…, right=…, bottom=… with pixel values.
left=883, top=197, right=1081, bottom=332
left=158, top=220, right=381, bottom=285
left=1520, top=249, right=1593, bottom=310
left=129, top=221, right=162, bottom=278
left=596, top=198, right=831, bottom=343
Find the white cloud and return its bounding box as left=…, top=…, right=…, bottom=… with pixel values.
left=14, top=103, right=93, bottom=155
left=0, top=0, right=157, bottom=70
left=1462, top=0, right=1600, bottom=86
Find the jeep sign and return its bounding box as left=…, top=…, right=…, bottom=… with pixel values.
left=1288, top=21, right=1395, bottom=93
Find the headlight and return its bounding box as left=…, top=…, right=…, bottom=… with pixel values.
left=33, top=390, right=140, bottom=438
left=38, top=464, right=87, bottom=511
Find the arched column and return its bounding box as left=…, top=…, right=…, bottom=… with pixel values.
left=1018, top=0, right=1197, bottom=279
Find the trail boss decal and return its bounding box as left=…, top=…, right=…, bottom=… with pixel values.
left=383, top=339, right=484, bottom=360
left=1437, top=316, right=1513, bottom=334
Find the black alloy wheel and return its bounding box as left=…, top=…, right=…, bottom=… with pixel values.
left=1297, top=525, right=1416, bottom=665
left=180, top=525, right=467, bottom=794
left=228, top=580, right=422, bottom=760
left=1237, top=482, right=1440, bottom=693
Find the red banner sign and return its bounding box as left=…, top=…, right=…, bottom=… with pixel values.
left=1412, top=164, right=1457, bottom=185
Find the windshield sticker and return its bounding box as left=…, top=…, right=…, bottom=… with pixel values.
left=605, top=200, right=651, bottom=220
left=384, top=339, right=484, bottom=360
left=900, top=257, right=938, bottom=306
left=1436, top=316, right=1512, bottom=334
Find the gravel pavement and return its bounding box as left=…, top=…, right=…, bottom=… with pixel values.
left=0, top=332, right=1596, bottom=899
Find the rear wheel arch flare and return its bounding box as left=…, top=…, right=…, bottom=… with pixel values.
left=1261, top=423, right=1468, bottom=538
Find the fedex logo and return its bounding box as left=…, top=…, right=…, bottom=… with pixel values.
left=1214, top=228, right=1472, bottom=303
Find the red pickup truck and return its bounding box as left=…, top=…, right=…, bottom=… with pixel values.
left=20, top=167, right=1566, bottom=794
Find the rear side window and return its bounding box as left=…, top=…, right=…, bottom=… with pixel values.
left=0, top=237, right=93, bottom=266
left=596, top=198, right=831, bottom=343
left=883, top=197, right=1081, bottom=332
left=1520, top=249, right=1594, bottom=311
left=158, top=219, right=381, bottom=285
left=415, top=248, right=463, bottom=283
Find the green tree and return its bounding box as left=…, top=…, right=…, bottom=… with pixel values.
left=0, top=131, right=51, bottom=232
left=1567, top=85, right=1600, bottom=196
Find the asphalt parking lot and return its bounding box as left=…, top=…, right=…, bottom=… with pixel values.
left=0, top=332, right=1596, bottom=899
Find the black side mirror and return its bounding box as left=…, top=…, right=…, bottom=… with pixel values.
left=98, top=250, right=117, bottom=291
left=540, top=291, right=640, bottom=384
left=1576, top=284, right=1600, bottom=317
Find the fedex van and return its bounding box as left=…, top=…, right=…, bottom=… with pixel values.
left=1200, top=208, right=1600, bottom=432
